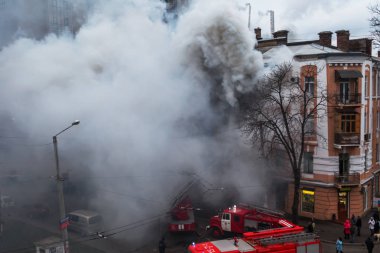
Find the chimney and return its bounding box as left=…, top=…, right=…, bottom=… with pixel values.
left=336, top=30, right=350, bottom=52
left=273, top=30, right=289, bottom=39
left=318, top=31, right=332, bottom=47
left=254, top=27, right=262, bottom=40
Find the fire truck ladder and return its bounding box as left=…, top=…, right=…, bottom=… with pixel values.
left=259, top=233, right=317, bottom=245
left=238, top=203, right=285, bottom=217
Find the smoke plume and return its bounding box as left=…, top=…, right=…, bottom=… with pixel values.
left=0, top=0, right=267, bottom=249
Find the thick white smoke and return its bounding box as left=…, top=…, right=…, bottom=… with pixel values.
left=0, top=0, right=267, bottom=249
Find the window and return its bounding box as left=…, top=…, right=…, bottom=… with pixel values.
left=375, top=174, right=380, bottom=197
left=222, top=213, right=230, bottom=220
left=377, top=144, right=379, bottom=163
left=377, top=74, right=380, bottom=96
left=340, top=81, right=349, bottom=103
left=365, top=76, right=369, bottom=97
left=303, top=152, right=313, bottom=174
left=378, top=111, right=380, bottom=130
left=68, top=214, right=79, bottom=222
left=233, top=215, right=240, bottom=223
left=305, top=77, right=314, bottom=97
left=340, top=114, right=356, bottom=133
left=305, top=114, right=314, bottom=135
left=339, top=153, right=350, bottom=176
left=301, top=189, right=315, bottom=213
left=89, top=215, right=102, bottom=224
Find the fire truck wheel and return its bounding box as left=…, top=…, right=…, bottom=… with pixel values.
left=211, top=227, right=222, bottom=238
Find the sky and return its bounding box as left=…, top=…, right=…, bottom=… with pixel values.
left=239, top=0, right=377, bottom=42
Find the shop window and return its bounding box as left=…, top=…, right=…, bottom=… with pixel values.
left=303, top=152, right=313, bottom=174
left=301, top=189, right=315, bottom=213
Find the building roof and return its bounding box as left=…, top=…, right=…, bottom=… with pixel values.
left=263, top=43, right=341, bottom=57
left=34, top=236, right=63, bottom=247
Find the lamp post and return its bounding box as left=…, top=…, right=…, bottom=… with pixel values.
left=53, top=120, right=80, bottom=253
left=246, top=3, right=251, bottom=30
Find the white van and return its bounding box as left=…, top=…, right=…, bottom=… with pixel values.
left=68, top=209, right=103, bottom=236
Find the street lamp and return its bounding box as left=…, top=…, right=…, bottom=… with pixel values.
left=53, top=120, right=80, bottom=253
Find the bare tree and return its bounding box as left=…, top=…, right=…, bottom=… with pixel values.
left=240, top=62, right=327, bottom=223
left=369, top=4, right=380, bottom=46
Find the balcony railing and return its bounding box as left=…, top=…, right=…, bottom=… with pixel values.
left=334, top=133, right=360, bottom=145
left=334, top=172, right=360, bottom=186
left=334, top=93, right=361, bottom=105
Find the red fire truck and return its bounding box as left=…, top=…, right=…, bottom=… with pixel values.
left=208, top=204, right=293, bottom=237
left=168, top=196, right=196, bottom=232
left=187, top=230, right=321, bottom=253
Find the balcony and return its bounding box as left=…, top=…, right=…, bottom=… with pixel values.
left=334, top=172, right=360, bottom=186
left=334, top=93, right=361, bottom=105
left=334, top=133, right=360, bottom=145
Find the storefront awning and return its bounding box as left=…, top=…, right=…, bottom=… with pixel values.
left=335, top=70, right=363, bottom=79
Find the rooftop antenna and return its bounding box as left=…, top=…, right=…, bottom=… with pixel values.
left=245, top=3, right=251, bottom=30
left=268, top=10, right=274, bottom=35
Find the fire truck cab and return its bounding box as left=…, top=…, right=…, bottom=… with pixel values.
left=209, top=204, right=290, bottom=237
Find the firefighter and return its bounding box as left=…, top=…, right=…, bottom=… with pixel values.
left=233, top=236, right=238, bottom=246
left=159, top=237, right=166, bottom=253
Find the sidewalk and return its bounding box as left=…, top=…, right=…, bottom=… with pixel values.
left=298, top=208, right=380, bottom=247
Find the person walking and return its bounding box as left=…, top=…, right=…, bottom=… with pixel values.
left=365, top=236, right=375, bottom=253
left=336, top=237, right=343, bottom=253
left=369, top=217, right=376, bottom=236
left=356, top=215, right=362, bottom=236
left=159, top=237, right=166, bottom=253
left=351, top=214, right=357, bottom=226
left=343, top=219, right=351, bottom=240
left=350, top=220, right=357, bottom=243
left=307, top=218, right=315, bottom=233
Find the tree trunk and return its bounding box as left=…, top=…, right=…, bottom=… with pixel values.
left=291, top=167, right=301, bottom=224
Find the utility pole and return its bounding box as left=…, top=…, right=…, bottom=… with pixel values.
left=53, top=120, right=80, bottom=253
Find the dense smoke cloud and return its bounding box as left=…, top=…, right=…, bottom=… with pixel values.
left=0, top=0, right=267, bottom=248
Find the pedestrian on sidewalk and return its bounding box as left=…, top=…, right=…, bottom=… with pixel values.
left=350, top=220, right=357, bottom=243
left=158, top=237, right=166, bottom=253
left=351, top=214, right=357, bottom=225
left=307, top=218, right=315, bottom=233
left=365, top=236, right=375, bottom=253
left=369, top=217, right=376, bottom=236
left=356, top=216, right=362, bottom=236
left=336, top=237, right=343, bottom=253
left=343, top=219, right=351, bottom=240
